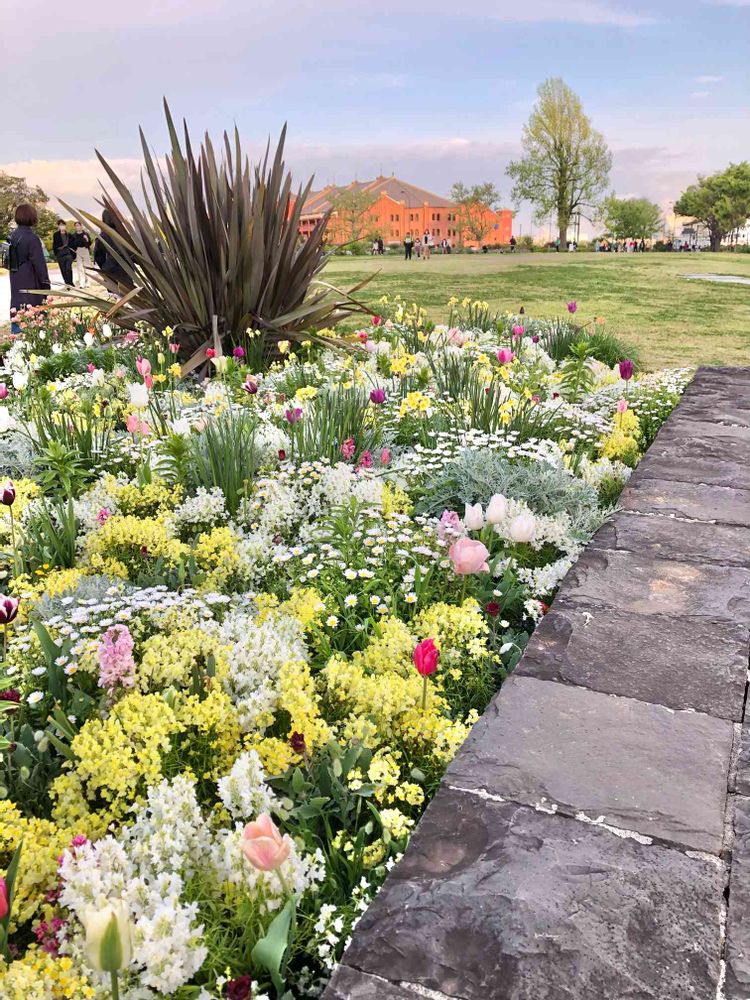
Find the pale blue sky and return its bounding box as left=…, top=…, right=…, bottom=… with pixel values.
left=1, top=0, right=748, bottom=233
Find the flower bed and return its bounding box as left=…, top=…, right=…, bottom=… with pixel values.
left=0, top=298, right=689, bottom=999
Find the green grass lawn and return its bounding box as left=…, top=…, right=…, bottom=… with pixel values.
left=324, top=251, right=750, bottom=369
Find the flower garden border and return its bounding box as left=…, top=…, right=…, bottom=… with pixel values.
left=326, top=366, right=750, bottom=1000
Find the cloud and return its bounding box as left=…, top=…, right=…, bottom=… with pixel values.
left=690, top=91, right=710, bottom=98
left=694, top=74, right=724, bottom=83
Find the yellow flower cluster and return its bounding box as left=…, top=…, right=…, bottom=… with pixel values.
left=414, top=599, right=490, bottom=664
left=398, top=391, right=432, bottom=419
left=174, top=686, right=243, bottom=779
left=0, top=801, right=73, bottom=926
left=599, top=408, right=642, bottom=465
left=0, top=950, right=95, bottom=999
left=390, top=353, right=419, bottom=377
left=278, top=587, right=327, bottom=631
left=138, top=627, right=223, bottom=690
left=193, top=526, right=246, bottom=590
left=55, top=691, right=180, bottom=819
left=278, top=659, right=332, bottom=750
left=108, top=475, right=183, bottom=517
left=381, top=482, right=412, bottom=516
left=83, top=515, right=188, bottom=579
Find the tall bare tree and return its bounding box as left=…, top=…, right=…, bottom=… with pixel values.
left=449, top=182, right=502, bottom=245
left=507, top=78, right=611, bottom=246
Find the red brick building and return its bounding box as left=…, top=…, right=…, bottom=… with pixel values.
left=296, top=175, right=512, bottom=248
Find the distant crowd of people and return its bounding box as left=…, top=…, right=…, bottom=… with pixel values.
left=5, top=202, right=132, bottom=331
left=593, top=238, right=647, bottom=253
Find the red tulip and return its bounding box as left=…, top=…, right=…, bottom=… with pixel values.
left=413, top=638, right=439, bottom=677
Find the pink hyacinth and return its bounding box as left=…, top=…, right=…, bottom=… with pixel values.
left=379, top=447, right=391, bottom=466
left=358, top=450, right=373, bottom=469
left=96, top=508, right=111, bottom=525
left=341, top=438, right=356, bottom=460
left=512, top=324, right=524, bottom=339
left=97, top=625, right=136, bottom=693
left=438, top=509, right=463, bottom=538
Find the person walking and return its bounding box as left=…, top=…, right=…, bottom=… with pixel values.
left=509, top=235, right=517, bottom=253
left=422, top=230, right=431, bottom=260
left=72, top=221, right=92, bottom=287
left=8, top=203, right=50, bottom=332
left=52, top=219, right=75, bottom=287
left=93, top=207, right=132, bottom=288
left=414, top=237, right=422, bottom=259
left=639, top=238, right=646, bottom=253
left=404, top=232, right=413, bottom=260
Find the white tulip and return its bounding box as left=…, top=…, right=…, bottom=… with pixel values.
left=127, top=383, right=149, bottom=409
left=11, top=371, right=28, bottom=391
left=486, top=493, right=509, bottom=525
left=102, top=323, right=113, bottom=340
left=463, top=502, right=484, bottom=531
left=83, top=332, right=95, bottom=347
left=81, top=900, right=132, bottom=972
left=507, top=512, right=537, bottom=543
left=0, top=409, right=11, bottom=434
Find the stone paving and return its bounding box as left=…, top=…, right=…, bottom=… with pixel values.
left=326, top=367, right=750, bottom=1000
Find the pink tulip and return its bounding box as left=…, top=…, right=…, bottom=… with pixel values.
left=135, top=357, right=152, bottom=377
left=512, top=324, right=524, bottom=339
left=413, top=638, right=439, bottom=676
left=0, top=384, right=8, bottom=400
left=240, top=813, right=292, bottom=872
left=0, top=877, right=7, bottom=920
left=617, top=398, right=628, bottom=413
left=448, top=537, right=490, bottom=575
left=496, top=348, right=514, bottom=364
left=126, top=413, right=141, bottom=434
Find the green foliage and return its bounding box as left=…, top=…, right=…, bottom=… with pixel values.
left=285, top=387, right=381, bottom=463
left=328, top=188, right=379, bottom=243
left=0, top=171, right=48, bottom=237
left=600, top=195, right=662, bottom=241
left=674, top=161, right=750, bottom=251
left=185, top=408, right=260, bottom=515
left=449, top=181, right=502, bottom=244
left=61, top=101, right=367, bottom=365
left=506, top=77, right=612, bottom=243
left=20, top=498, right=79, bottom=572
left=559, top=341, right=596, bottom=401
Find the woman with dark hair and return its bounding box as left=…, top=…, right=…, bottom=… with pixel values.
left=93, top=206, right=133, bottom=288
left=8, top=203, right=50, bottom=332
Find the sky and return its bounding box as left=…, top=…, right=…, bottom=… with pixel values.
left=1, top=0, right=748, bottom=237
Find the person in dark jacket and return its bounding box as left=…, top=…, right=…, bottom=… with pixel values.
left=52, top=220, right=75, bottom=287
left=93, top=207, right=132, bottom=289
left=9, top=203, right=50, bottom=332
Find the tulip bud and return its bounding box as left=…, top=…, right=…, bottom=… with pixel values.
left=618, top=359, right=634, bottom=381
left=0, top=596, right=19, bottom=625
left=0, top=481, right=15, bottom=507
left=413, top=638, right=439, bottom=676
left=369, top=388, right=386, bottom=405
left=463, top=502, right=484, bottom=531
left=507, top=512, right=536, bottom=543
left=0, top=385, right=8, bottom=400
left=81, top=901, right=132, bottom=972
left=240, top=813, right=293, bottom=872
left=485, top=493, right=508, bottom=525
left=0, top=877, right=8, bottom=920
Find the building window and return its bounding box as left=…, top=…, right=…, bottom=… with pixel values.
left=436, top=213, right=441, bottom=221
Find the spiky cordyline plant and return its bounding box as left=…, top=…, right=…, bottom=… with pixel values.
left=60, top=101, right=369, bottom=370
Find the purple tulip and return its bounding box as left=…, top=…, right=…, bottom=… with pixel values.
left=0, top=384, right=8, bottom=400
left=0, top=481, right=15, bottom=507
left=369, top=388, right=386, bottom=405
left=531, top=335, right=540, bottom=344
left=284, top=407, right=303, bottom=424
left=618, top=359, right=634, bottom=381
left=242, top=378, right=258, bottom=395
left=567, top=301, right=577, bottom=314
left=0, top=596, right=19, bottom=625
left=233, top=346, right=246, bottom=359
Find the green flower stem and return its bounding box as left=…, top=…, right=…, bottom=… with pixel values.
left=110, top=971, right=120, bottom=1000
left=421, top=674, right=428, bottom=712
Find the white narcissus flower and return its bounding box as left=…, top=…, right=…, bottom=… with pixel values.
left=127, top=382, right=149, bottom=409
left=485, top=493, right=509, bottom=525
left=507, top=512, right=537, bottom=543
left=463, top=502, right=484, bottom=531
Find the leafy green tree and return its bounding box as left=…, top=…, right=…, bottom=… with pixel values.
left=0, top=172, right=49, bottom=237
left=328, top=188, right=379, bottom=243
left=449, top=182, right=502, bottom=244
left=600, top=195, right=662, bottom=241
left=674, top=162, right=750, bottom=251
left=507, top=78, right=612, bottom=246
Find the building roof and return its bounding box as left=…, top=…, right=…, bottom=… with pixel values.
left=300, top=175, right=454, bottom=217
